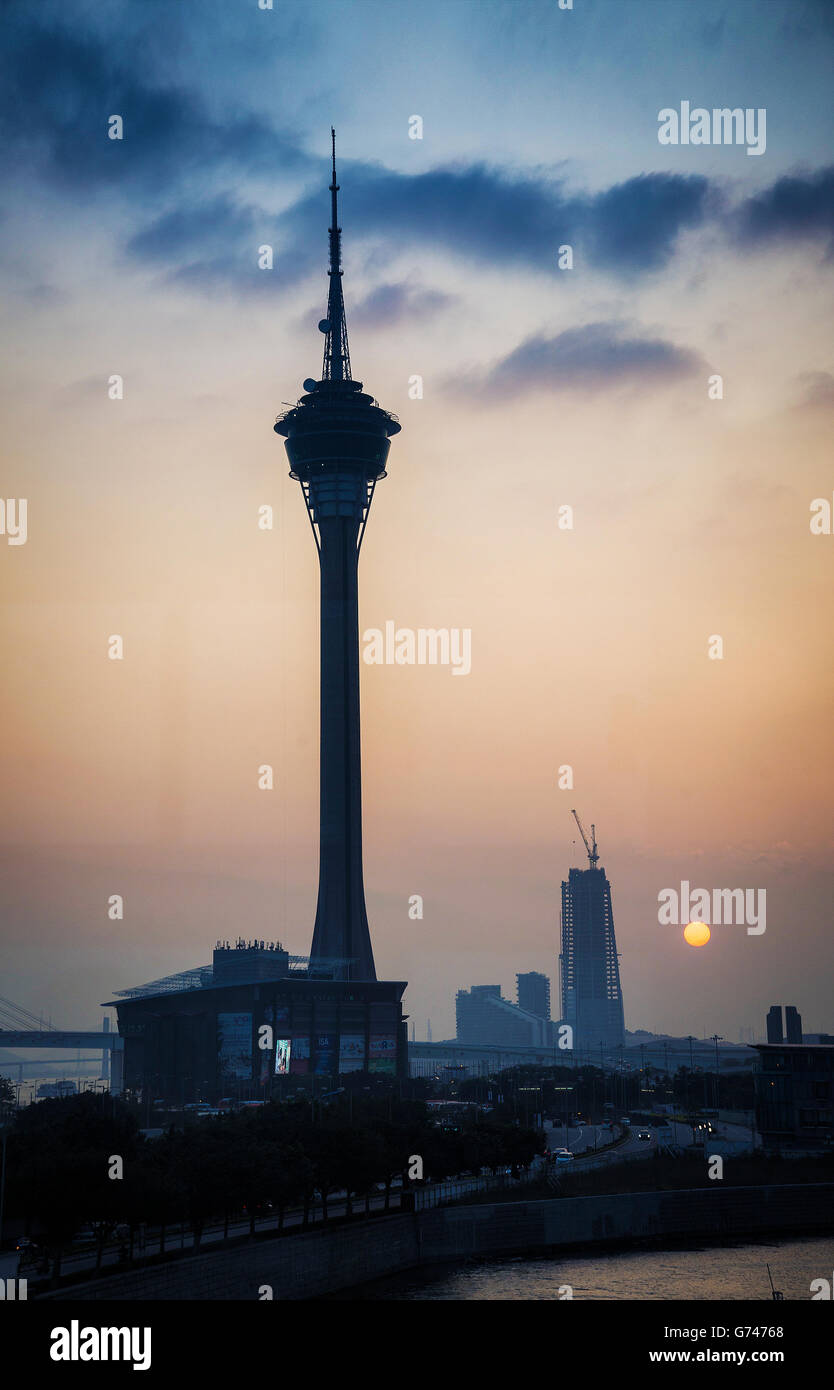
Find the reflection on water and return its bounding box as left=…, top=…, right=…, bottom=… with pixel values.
left=335, top=1236, right=834, bottom=1300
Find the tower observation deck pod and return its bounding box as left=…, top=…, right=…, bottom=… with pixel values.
left=276, top=130, right=400, bottom=557
left=274, top=131, right=400, bottom=983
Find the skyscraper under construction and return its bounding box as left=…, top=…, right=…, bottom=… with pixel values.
left=559, top=812, right=625, bottom=1054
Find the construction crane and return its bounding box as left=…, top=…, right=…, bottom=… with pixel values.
left=571, top=809, right=599, bottom=869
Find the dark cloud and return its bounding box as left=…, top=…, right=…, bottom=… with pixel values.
left=460, top=321, right=702, bottom=397
left=126, top=195, right=258, bottom=262
left=587, top=174, right=710, bottom=271
left=0, top=9, right=310, bottom=193
left=734, top=167, right=834, bottom=256
left=4, top=0, right=832, bottom=302
left=117, top=157, right=709, bottom=295
left=351, top=282, right=454, bottom=328
left=277, top=163, right=709, bottom=280
left=779, top=0, right=834, bottom=40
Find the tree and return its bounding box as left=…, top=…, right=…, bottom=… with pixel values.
left=6, top=1092, right=142, bottom=1280
left=269, top=1142, right=313, bottom=1232
left=307, top=1128, right=347, bottom=1221
left=338, top=1128, right=385, bottom=1217
left=167, top=1127, right=236, bottom=1249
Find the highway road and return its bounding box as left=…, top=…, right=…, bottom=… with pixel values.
left=544, top=1116, right=757, bottom=1170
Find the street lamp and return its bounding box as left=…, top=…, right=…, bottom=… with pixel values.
left=710, top=1035, right=723, bottom=1112
left=687, top=1036, right=697, bottom=1144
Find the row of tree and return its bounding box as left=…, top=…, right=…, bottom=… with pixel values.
left=2, top=1089, right=539, bottom=1280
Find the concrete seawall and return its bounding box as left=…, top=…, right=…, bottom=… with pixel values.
left=416, top=1183, right=830, bottom=1264
left=37, top=1184, right=834, bottom=1301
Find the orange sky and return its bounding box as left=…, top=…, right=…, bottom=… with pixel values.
left=1, top=0, right=833, bottom=1044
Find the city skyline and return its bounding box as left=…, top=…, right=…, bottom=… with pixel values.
left=1, top=0, right=833, bottom=1045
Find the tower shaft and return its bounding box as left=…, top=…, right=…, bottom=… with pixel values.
left=275, top=131, right=400, bottom=982
left=312, top=508, right=372, bottom=976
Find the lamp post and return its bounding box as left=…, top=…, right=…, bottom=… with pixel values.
left=687, top=1035, right=697, bottom=1144
left=710, top=1035, right=723, bottom=1112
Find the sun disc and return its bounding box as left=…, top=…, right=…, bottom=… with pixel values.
left=684, top=921, right=711, bottom=947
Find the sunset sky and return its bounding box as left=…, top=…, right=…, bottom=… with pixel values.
left=1, top=0, right=833, bottom=1046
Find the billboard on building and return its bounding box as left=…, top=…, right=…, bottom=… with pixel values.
left=369, top=1034, right=396, bottom=1075
left=217, top=1012, right=253, bottom=1081
left=314, top=1032, right=338, bottom=1074
left=339, top=1034, right=365, bottom=1073
left=290, top=1035, right=310, bottom=1075
left=275, top=1038, right=292, bottom=1075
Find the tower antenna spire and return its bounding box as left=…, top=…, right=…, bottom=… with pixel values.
left=323, top=126, right=351, bottom=382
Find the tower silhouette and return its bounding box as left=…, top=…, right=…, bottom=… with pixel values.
left=275, top=131, right=401, bottom=981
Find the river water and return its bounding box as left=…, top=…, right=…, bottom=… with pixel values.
left=336, top=1236, right=834, bottom=1300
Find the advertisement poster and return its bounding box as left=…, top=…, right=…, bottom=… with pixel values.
left=289, top=1035, right=310, bottom=1076
left=275, top=1037, right=292, bottom=1075
left=339, top=1034, right=365, bottom=1073
left=313, top=1032, right=337, bottom=1074
left=217, top=1013, right=253, bottom=1082
left=369, top=1034, right=396, bottom=1075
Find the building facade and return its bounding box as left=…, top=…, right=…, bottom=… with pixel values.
left=516, top=971, right=551, bottom=1020
left=113, top=950, right=407, bottom=1103
left=560, top=864, right=625, bottom=1054
left=752, top=1043, right=834, bottom=1150
left=766, top=1004, right=804, bottom=1046
left=456, top=985, right=555, bottom=1049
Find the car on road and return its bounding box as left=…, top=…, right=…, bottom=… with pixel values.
left=637, top=1129, right=652, bottom=1141
left=555, top=1151, right=575, bottom=1164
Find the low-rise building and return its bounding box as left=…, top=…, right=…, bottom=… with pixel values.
left=752, top=1043, right=834, bottom=1151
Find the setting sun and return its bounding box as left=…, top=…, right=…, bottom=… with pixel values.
left=684, top=921, right=711, bottom=948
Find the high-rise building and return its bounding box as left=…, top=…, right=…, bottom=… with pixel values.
left=275, top=131, right=402, bottom=982
left=559, top=813, right=625, bottom=1053
left=516, top=971, right=551, bottom=1020
left=766, top=1005, right=803, bottom=1045
left=456, top=986, right=554, bottom=1049
left=785, top=1005, right=803, bottom=1044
